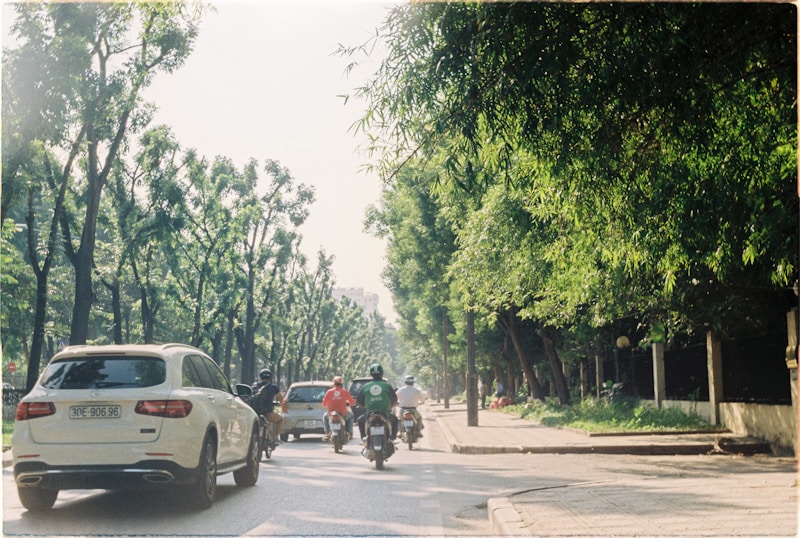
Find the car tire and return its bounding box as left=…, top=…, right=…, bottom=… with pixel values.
left=233, top=427, right=260, bottom=487
left=279, top=433, right=289, bottom=442
left=17, top=487, right=58, bottom=512
left=187, top=435, right=217, bottom=509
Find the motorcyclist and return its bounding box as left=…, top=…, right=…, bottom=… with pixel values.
left=251, top=368, right=285, bottom=439
left=321, top=375, right=355, bottom=441
left=356, top=363, right=398, bottom=441
left=395, top=375, right=425, bottom=438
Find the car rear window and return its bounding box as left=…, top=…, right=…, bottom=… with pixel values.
left=39, top=356, right=167, bottom=389
left=287, top=386, right=329, bottom=403
left=349, top=379, right=370, bottom=398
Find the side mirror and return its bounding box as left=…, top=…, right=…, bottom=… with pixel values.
left=236, top=384, right=253, bottom=398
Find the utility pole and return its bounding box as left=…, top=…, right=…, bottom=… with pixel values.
left=443, top=307, right=449, bottom=409
left=466, top=308, right=478, bottom=426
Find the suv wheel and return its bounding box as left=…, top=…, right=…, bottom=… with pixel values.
left=187, top=435, right=217, bottom=509
left=234, top=426, right=260, bottom=487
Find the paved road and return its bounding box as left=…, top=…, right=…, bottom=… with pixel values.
left=4, top=403, right=797, bottom=537
left=2, top=419, right=494, bottom=536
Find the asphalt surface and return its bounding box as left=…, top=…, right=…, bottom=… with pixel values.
left=428, top=401, right=798, bottom=537
left=5, top=403, right=797, bottom=537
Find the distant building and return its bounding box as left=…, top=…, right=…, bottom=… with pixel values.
left=332, top=287, right=379, bottom=317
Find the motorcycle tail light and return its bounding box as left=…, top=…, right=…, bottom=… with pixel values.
left=403, top=411, right=414, bottom=420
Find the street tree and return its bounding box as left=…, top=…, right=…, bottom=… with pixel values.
left=352, top=2, right=796, bottom=379
left=3, top=3, right=201, bottom=388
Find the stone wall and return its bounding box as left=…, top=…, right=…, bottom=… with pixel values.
left=720, top=402, right=795, bottom=455
left=643, top=399, right=795, bottom=455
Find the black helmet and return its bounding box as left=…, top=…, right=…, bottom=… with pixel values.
left=259, top=368, right=272, bottom=380
left=369, top=363, right=383, bottom=377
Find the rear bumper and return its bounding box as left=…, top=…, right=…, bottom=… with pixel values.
left=14, top=460, right=201, bottom=490
left=283, top=415, right=325, bottom=435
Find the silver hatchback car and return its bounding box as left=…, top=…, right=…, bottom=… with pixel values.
left=280, top=381, right=332, bottom=441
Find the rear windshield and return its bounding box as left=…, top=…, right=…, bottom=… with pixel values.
left=40, top=356, right=167, bottom=389
left=287, top=386, right=329, bottom=403
left=349, top=380, right=370, bottom=398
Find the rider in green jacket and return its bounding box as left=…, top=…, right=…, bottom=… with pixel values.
left=356, top=363, right=398, bottom=440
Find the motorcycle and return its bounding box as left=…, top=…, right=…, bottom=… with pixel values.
left=257, top=414, right=280, bottom=460
left=361, top=412, right=395, bottom=470
left=399, top=407, right=419, bottom=450
left=328, top=410, right=348, bottom=453
left=246, top=391, right=279, bottom=461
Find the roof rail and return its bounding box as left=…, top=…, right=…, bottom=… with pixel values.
left=58, top=345, right=89, bottom=353
left=161, top=343, right=191, bottom=350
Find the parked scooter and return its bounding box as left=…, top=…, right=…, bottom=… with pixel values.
left=399, top=407, right=419, bottom=450
left=328, top=410, right=348, bottom=453
left=361, top=412, right=395, bottom=470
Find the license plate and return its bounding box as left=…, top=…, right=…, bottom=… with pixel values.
left=404, top=420, right=415, bottom=428
left=331, top=422, right=342, bottom=430
left=70, top=405, right=121, bottom=419
left=370, top=425, right=385, bottom=436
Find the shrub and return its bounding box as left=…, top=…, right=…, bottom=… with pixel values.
left=502, top=397, right=715, bottom=433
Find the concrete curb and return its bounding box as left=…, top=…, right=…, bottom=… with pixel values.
left=448, top=441, right=773, bottom=456
left=488, top=497, right=529, bottom=536
left=433, top=414, right=772, bottom=456
left=435, top=411, right=461, bottom=454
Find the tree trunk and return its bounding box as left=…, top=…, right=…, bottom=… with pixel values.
left=110, top=280, right=122, bottom=344
left=223, top=308, right=235, bottom=381
left=541, top=325, right=571, bottom=405
left=27, top=275, right=49, bottom=392
left=503, top=310, right=546, bottom=402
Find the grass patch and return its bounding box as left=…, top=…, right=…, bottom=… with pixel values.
left=501, top=397, right=717, bottom=433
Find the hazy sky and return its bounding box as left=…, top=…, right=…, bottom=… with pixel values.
left=140, top=1, right=398, bottom=323
left=3, top=0, right=399, bottom=323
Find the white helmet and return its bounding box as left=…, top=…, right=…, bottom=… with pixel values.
left=404, top=375, right=415, bottom=385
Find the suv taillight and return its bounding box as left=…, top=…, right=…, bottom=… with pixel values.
left=135, top=400, right=192, bottom=418
left=16, top=402, right=56, bottom=421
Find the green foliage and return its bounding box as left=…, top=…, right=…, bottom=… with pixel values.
left=504, top=398, right=717, bottom=433
left=347, top=1, right=797, bottom=390
left=3, top=420, right=13, bottom=448
left=1, top=5, right=400, bottom=390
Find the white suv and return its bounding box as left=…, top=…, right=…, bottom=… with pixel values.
left=12, top=344, right=261, bottom=511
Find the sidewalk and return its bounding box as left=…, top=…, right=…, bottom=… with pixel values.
left=428, top=402, right=798, bottom=537
left=428, top=401, right=773, bottom=456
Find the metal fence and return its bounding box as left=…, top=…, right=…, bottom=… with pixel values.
left=591, top=332, right=790, bottom=405
left=2, top=389, right=24, bottom=421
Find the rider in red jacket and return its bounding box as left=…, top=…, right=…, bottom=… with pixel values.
left=322, top=376, right=354, bottom=440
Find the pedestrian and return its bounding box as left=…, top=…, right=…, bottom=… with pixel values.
left=478, top=378, right=488, bottom=409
